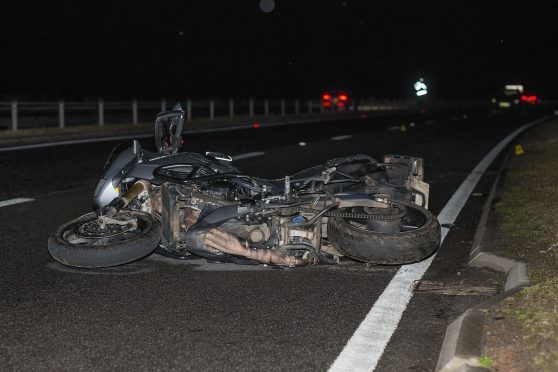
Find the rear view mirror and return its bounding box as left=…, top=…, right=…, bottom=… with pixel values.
left=155, top=105, right=185, bottom=154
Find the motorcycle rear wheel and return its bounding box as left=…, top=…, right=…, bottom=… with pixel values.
left=48, top=211, right=160, bottom=268
left=327, top=200, right=440, bottom=264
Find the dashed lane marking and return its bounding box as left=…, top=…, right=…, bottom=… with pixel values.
left=331, top=134, right=352, bottom=141
left=231, top=152, right=266, bottom=161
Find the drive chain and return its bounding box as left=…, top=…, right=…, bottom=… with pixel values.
left=294, top=202, right=407, bottom=220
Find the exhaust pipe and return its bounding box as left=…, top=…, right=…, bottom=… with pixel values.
left=204, top=228, right=313, bottom=267
left=185, top=212, right=313, bottom=267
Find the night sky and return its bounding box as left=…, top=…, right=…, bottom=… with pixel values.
left=2, top=1, right=558, bottom=100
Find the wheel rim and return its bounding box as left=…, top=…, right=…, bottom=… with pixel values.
left=61, top=212, right=150, bottom=246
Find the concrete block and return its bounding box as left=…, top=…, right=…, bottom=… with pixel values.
left=504, top=262, right=531, bottom=291
left=436, top=309, right=485, bottom=372
left=468, top=252, right=516, bottom=272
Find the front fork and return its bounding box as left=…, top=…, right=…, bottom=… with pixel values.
left=96, top=180, right=149, bottom=216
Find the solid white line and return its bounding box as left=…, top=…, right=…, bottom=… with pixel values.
left=331, top=134, right=352, bottom=141
left=0, top=134, right=153, bottom=152
left=0, top=198, right=35, bottom=208
left=231, top=151, right=265, bottom=161
left=328, top=115, right=548, bottom=372
left=0, top=114, right=368, bottom=152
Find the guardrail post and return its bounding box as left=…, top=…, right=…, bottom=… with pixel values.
left=11, top=100, right=18, bottom=131
left=308, top=99, right=312, bottom=113
left=209, top=101, right=215, bottom=120
left=161, top=98, right=167, bottom=112
left=229, top=99, right=234, bottom=117
left=132, top=99, right=138, bottom=125
left=295, top=99, right=300, bottom=114
left=249, top=99, right=254, bottom=117
left=264, top=100, right=269, bottom=116
left=186, top=100, right=192, bottom=121
left=98, top=99, right=104, bottom=126
left=58, top=101, right=65, bottom=129
left=280, top=99, right=286, bottom=115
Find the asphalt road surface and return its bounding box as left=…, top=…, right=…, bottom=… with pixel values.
left=0, top=109, right=546, bottom=371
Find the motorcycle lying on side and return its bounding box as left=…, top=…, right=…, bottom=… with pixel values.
left=48, top=107, right=441, bottom=268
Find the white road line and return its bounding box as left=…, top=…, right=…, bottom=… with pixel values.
left=328, top=115, right=549, bottom=372
left=387, top=125, right=401, bottom=131
left=0, top=134, right=153, bottom=152
left=231, top=151, right=266, bottom=161
left=0, top=114, right=368, bottom=153
left=331, top=134, right=352, bottom=141
left=0, top=198, right=35, bottom=208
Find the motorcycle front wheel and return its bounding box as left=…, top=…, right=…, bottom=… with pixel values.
left=48, top=211, right=160, bottom=268
left=327, top=200, right=440, bottom=265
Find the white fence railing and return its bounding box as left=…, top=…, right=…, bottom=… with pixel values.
left=0, top=98, right=490, bottom=131
left=1, top=99, right=354, bottom=131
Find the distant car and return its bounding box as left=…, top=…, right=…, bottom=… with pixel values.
left=491, top=93, right=539, bottom=108
left=491, top=84, right=538, bottom=108
left=492, top=85, right=522, bottom=108
left=519, top=94, right=539, bottom=105
left=322, top=92, right=352, bottom=111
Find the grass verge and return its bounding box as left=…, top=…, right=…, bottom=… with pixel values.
left=483, top=118, right=558, bottom=371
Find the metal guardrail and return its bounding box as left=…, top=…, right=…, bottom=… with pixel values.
left=0, top=99, right=340, bottom=131
left=0, top=98, right=491, bottom=131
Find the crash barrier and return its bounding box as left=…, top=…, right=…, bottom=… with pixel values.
left=0, top=98, right=488, bottom=131
left=0, top=99, right=338, bottom=131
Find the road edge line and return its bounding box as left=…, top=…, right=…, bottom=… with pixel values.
left=0, top=114, right=366, bottom=152
left=435, top=117, right=552, bottom=372
left=328, top=115, right=550, bottom=372
left=0, top=198, right=35, bottom=208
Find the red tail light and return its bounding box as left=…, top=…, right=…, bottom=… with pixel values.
left=338, top=94, right=348, bottom=101
left=323, top=101, right=331, bottom=107
left=521, top=95, right=528, bottom=101
left=322, top=94, right=331, bottom=101
left=337, top=102, right=345, bottom=108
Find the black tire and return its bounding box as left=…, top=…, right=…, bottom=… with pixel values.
left=327, top=200, right=440, bottom=264
left=48, top=211, right=161, bottom=268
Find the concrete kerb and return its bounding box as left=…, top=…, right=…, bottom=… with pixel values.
left=436, top=272, right=532, bottom=372
left=434, top=118, right=553, bottom=372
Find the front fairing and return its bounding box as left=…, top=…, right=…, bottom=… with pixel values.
left=92, top=144, right=136, bottom=211
left=92, top=142, right=241, bottom=211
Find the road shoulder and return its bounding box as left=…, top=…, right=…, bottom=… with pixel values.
left=436, top=116, right=558, bottom=371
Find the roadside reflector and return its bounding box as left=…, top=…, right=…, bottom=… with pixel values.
left=252, top=122, right=261, bottom=129
left=400, top=125, right=407, bottom=132
left=515, top=144, right=525, bottom=155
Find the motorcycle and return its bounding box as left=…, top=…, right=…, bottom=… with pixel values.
left=48, top=106, right=441, bottom=268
